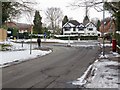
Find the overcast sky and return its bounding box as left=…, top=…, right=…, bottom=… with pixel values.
left=15, top=0, right=111, bottom=25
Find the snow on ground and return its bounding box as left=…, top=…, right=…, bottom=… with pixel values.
left=0, top=50, right=51, bottom=67
left=71, top=40, right=99, bottom=48
left=0, top=41, right=52, bottom=68
left=71, top=44, right=97, bottom=48
left=0, top=39, right=100, bottom=68
left=100, top=43, right=112, bottom=48
left=72, top=52, right=120, bottom=88
left=85, top=59, right=119, bottom=88
left=11, top=39, right=74, bottom=44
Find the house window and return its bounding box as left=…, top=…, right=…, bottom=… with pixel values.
left=88, top=33, right=90, bottom=35
left=64, top=27, right=70, bottom=31
left=78, top=27, right=84, bottom=31
left=73, top=27, right=76, bottom=31
left=89, top=28, right=93, bottom=31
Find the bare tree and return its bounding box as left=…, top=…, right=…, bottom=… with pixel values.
left=70, top=0, right=103, bottom=12
left=45, top=7, right=63, bottom=35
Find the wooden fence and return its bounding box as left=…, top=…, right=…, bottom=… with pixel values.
left=0, top=28, right=7, bottom=42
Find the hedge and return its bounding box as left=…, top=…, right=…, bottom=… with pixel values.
left=54, top=35, right=98, bottom=40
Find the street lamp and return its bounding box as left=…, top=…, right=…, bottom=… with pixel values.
left=30, top=26, right=33, bottom=55
left=67, top=27, right=71, bottom=46
left=68, top=34, right=70, bottom=46
left=102, top=0, right=105, bottom=56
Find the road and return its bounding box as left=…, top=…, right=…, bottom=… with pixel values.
left=2, top=42, right=100, bottom=88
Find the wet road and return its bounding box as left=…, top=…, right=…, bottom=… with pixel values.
left=2, top=42, right=100, bottom=88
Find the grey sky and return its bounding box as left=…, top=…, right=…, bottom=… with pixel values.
left=15, top=0, right=112, bottom=25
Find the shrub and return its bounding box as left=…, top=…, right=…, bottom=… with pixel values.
left=0, top=44, right=12, bottom=51
left=116, top=33, right=120, bottom=47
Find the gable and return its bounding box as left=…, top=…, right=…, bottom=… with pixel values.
left=63, top=22, right=71, bottom=28
left=69, top=23, right=76, bottom=27
left=63, top=22, right=76, bottom=28
left=86, top=22, right=96, bottom=28
left=77, top=23, right=85, bottom=28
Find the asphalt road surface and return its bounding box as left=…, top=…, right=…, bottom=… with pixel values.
left=2, top=43, right=100, bottom=89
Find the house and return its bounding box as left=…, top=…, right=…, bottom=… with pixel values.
left=62, top=20, right=80, bottom=35
left=5, top=22, right=33, bottom=34
left=76, top=23, right=85, bottom=35
left=16, top=23, right=33, bottom=34
left=99, top=17, right=115, bottom=34
left=85, top=22, right=97, bottom=36
left=62, top=20, right=98, bottom=36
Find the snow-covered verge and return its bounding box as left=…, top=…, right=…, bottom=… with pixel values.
left=0, top=50, right=52, bottom=68
left=0, top=41, right=52, bottom=68
left=11, top=39, right=74, bottom=43
left=85, top=59, right=119, bottom=88
left=72, top=52, right=120, bottom=88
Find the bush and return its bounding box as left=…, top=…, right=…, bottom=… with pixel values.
left=116, top=33, right=120, bottom=47
left=0, top=44, right=12, bottom=51
left=32, top=34, right=43, bottom=38
left=80, top=36, right=98, bottom=40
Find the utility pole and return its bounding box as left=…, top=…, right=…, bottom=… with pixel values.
left=30, top=26, right=33, bottom=54
left=102, top=0, right=105, bottom=56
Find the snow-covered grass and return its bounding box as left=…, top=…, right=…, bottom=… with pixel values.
left=0, top=41, right=52, bottom=68
left=11, top=39, right=74, bottom=43
left=11, top=39, right=100, bottom=44
left=0, top=50, right=51, bottom=67
left=72, top=51, right=120, bottom=88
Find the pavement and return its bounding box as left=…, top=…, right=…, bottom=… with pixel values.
left=81, top=41, right=120, bottom=89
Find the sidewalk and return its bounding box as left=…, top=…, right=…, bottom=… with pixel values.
left=72, top=44, right=120, bottom=88
left=84, top=46, right=120, bottom=88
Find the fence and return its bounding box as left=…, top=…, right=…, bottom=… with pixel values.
left=0, top=28, right=7, bottom=42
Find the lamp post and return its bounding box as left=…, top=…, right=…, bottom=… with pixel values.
left=67, top=27, right=71, bottom=46
left=102, top=0, right=105, bottom=56
left=30, top=27, right=33, bottom=55
left=68, top=34, right=70, bottom=46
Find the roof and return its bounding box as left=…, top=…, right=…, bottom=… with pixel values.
left=77, top=23, right=85, bottom=27
left=86, top=22, right=96, bottom=27
left=5, top=22, right=33, bottom=31
left=68, top=20, right=80, bottom=26
left=16, top=23, right=32, bottom=30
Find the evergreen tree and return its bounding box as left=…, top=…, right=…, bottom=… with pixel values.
left=33, top=11, right=42, bottom=34
left=1, top=2, right=35, bottom=25
left=116, top=11, right=120, bottom=31
left=96, top=20, right=101, bottom=31
left=83, top=15, right=90, bottom=25
left=2, top=2, right=12, bottom=24
left=62, top=15, right=69, bottom=26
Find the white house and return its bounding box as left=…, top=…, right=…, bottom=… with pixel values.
left=76, top=23, right=85, bottom=35
left=62, top=20, right=80, bottom=35
left=84, top=22, right=97, bottom=36
left=62, top=20, right=99, bottom=36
